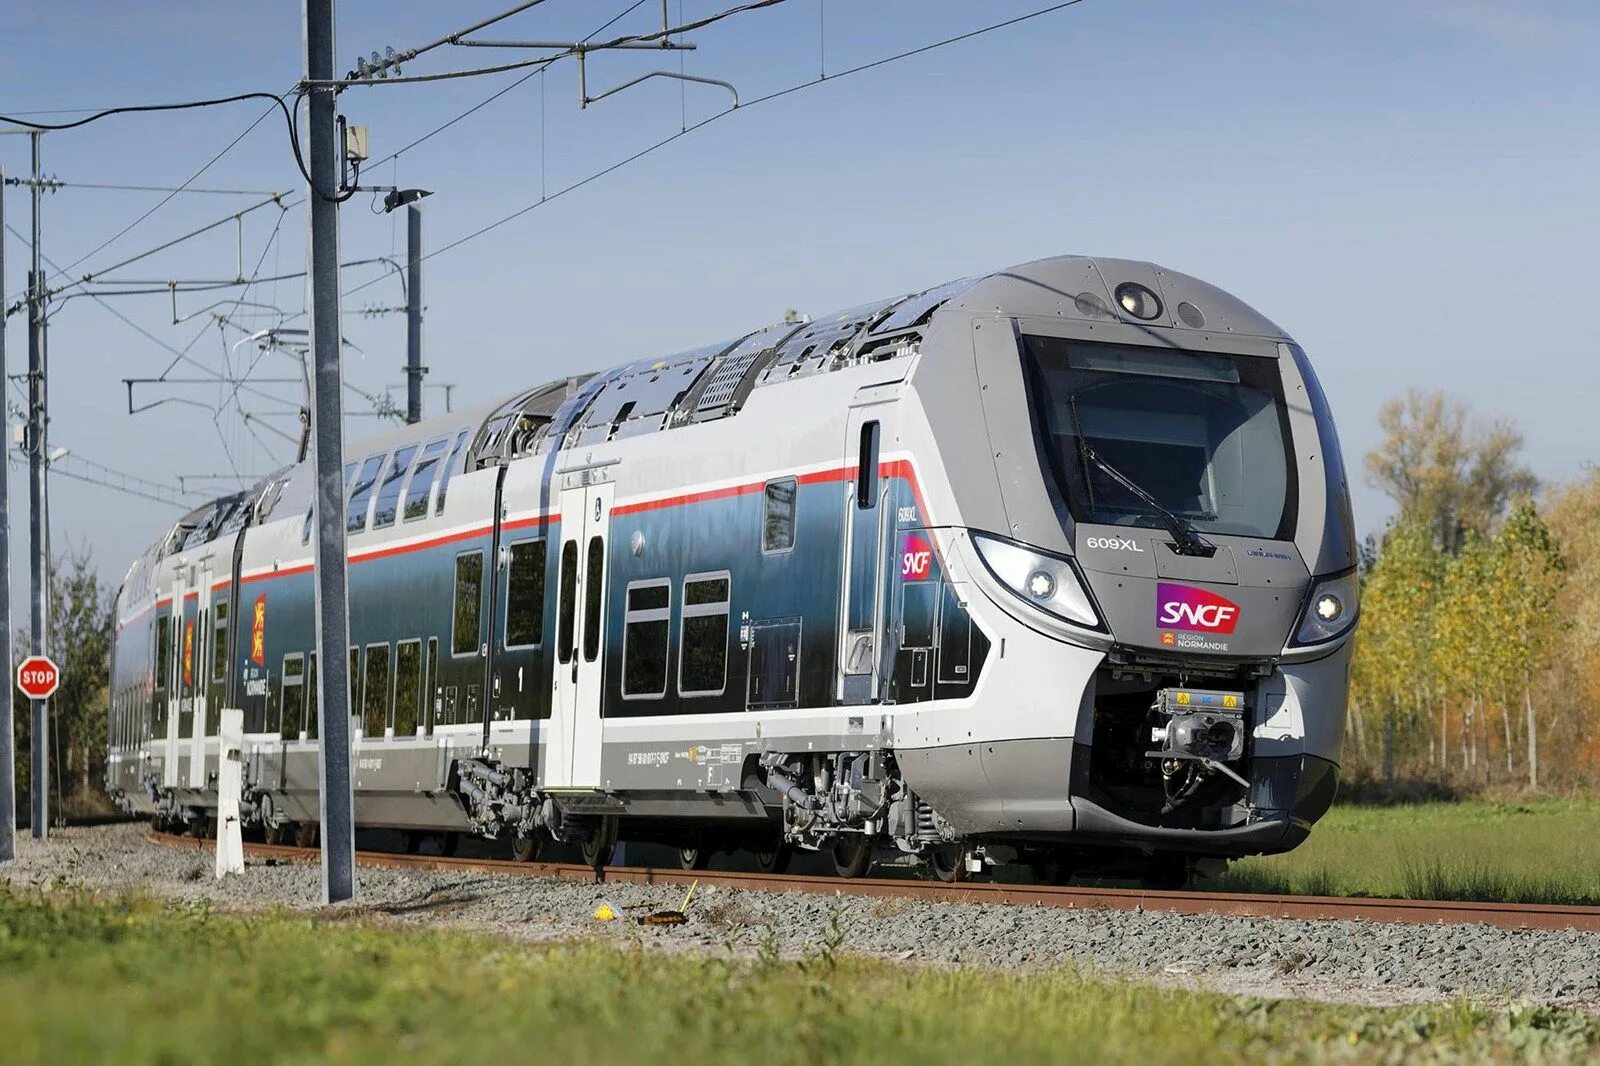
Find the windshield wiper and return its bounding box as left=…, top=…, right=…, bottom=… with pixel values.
left=1070, top=399, right=1216, bottom=558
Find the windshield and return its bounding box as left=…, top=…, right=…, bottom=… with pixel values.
left=1021, top=336, right=1296, bottom=540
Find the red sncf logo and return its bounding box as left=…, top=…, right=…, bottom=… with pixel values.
left=1156, top=582, right=1241, bottom=635
left=900, top=533, right=932, bottom=580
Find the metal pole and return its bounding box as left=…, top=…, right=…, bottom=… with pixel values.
left=0, top=165, right=14, bottom=863
left=405, top=203, right=423, bottom=424
left=304, top=0, right=356, bottom=903
left=27, top=132, right=48, bottom=841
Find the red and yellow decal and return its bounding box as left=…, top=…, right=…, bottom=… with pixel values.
left=250, top=594, right=267, bottom=666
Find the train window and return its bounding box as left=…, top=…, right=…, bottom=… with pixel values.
left=155, top=616, right=171, bottom=690
left=582, top=536, right=604, bottom=663
left=762, top=478, right=797, bottom=553
left=857, top=421, right=880, bottom=509
left=306, top=652, right=319, bottom=740
left=211, top=602, right=229, bottom=683
left=346, top=455, right=386, bottom=534
left=347, top=646, right=362, bottom=716
left=424, top=638, right=438, bottom=734
left=504, top=539, right=547, bottom=649
left=435, top=430, right=471, bottom=516
left=557, top=540, right=578, bottom=664
left=280, top=655, right=305, bottom=739
left=622, top=580, right=670, bottom=699
left=402, top=437, right=449, bottom=522
left=679, top=573, right=730, bottom=697
left=372, top=445, right=418, bottom=530
left=453, top=551, right=485, bottom=657
left=362, top=644, right=390, bottom=737
left=394, top=640, right=422, bottom=737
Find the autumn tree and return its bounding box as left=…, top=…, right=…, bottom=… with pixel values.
left=1431, top=532, right=1493, bottom=777
left=1365, top=389, right=1536, bottom=553
left=1489, top=503, right=1563, bottom=789
left=1349, top=519, right=1446, bottom=786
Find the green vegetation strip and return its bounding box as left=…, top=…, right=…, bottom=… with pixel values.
left=1215, top=798, right=1600, bottom=906
left=1, top=888, right=1595, bottom=1063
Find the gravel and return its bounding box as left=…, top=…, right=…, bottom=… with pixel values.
left=6, top=822, right=1599, bottom=1012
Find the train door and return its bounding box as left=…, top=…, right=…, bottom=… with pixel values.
left=839, top=405, right=893, bottom=704
left=548, top=481, right=613, bottom=788
left=188, top=561, right=212, bottom=788
left=164, top=568, right=186, bottom=788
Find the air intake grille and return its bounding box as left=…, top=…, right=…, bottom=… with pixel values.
left=695, top=349, right=764, bottom=415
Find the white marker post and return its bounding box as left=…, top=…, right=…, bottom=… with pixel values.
left=215, top=708, right=245, bottom=878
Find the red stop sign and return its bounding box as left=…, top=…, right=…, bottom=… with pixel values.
left=16, top=655, right=60, bottom=700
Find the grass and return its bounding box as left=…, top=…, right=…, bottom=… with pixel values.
left=1, top=888, right=1597, bottom=1064
left=1213, top=796, right=1600, bottom=904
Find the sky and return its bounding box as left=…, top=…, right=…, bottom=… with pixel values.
left=0, top=0, right=1597, bottom=609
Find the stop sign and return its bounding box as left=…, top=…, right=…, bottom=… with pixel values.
left=16, top=655, right=60, bottom=700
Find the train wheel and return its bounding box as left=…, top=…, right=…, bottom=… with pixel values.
left=294, top=822, right=318, bottom=849
left=831, top=838, right=872, bottom=879
left=581, top=817, right=618, bottom=868
left=928, top=844, right=968, bottom=884
left=431, top=832, right=460, bottom=858
left=263, top=821, right=286, bottom=846
left=752, top=843, right=791, bottom=875
left=677, top=841, right=711, bottom=871
left=510, top=831, right=542, bottom=863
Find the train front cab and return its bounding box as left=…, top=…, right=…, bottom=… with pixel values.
left=906, top=258, right=1358, bottom=864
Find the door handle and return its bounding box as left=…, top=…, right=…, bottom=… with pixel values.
left=571, top=662, right=578, bottom=684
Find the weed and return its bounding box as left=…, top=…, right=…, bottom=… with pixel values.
left=0, top=886, right=1595, bottom=1063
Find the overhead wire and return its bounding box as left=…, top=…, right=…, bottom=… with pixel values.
left=343, top=1, right=1090, bottom=301
left=324, top=0, right=788, bottom=89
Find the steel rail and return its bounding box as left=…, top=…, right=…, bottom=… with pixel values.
left=147, top=831, right=1600, bottom=933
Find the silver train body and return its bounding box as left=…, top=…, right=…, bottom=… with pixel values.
left=106, top=254, right=1358, bottom=879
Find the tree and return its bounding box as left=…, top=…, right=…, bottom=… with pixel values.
left=1431, top=532, right=1493, bottom=777
left=1350, top=519, right=1446, bottom=786
left=1489, top=503, right=1563, bottom=789
left=1364, top=389, right=1537, bottom=553
left=10, top=549, right=113, bottom=816
left=1543, top=469, right=1600, bottom=778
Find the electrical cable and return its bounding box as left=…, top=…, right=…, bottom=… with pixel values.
left=327, top=0, right=789, bottom=88
left=343, top=1, right=1089, bottom=300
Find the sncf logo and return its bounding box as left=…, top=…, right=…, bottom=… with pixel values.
left=1156, top=582, right=1241, bottom=635
left=900, top=533, right=933, bottom=580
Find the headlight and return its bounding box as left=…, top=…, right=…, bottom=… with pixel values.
left=1292, top=569, right=1359, bottom=646
left=971, top=533, right=1102, bottom=630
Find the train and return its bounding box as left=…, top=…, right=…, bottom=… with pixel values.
left=106, top=253, right=1359, bottom=886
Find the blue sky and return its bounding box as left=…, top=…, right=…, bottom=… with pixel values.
left=1, top=0, right=1597, bottom=598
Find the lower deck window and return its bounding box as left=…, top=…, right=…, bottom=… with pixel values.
left=363, top=645, right=391, bottom=737
left=394, top=640, right=422, bottom=736
left=622, top=581, right=670, bottom=699
left=679, top=573, right=730, bottom=697
left=280, top=655, right=305, bottom=739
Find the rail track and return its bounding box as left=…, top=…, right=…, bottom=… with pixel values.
left=148, top=830, right=1600, bottom=933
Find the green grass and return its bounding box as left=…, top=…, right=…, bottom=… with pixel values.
left=1214, top=797, right=1600, bottom=904
left=1, top=888, right=1596, bottom=1064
